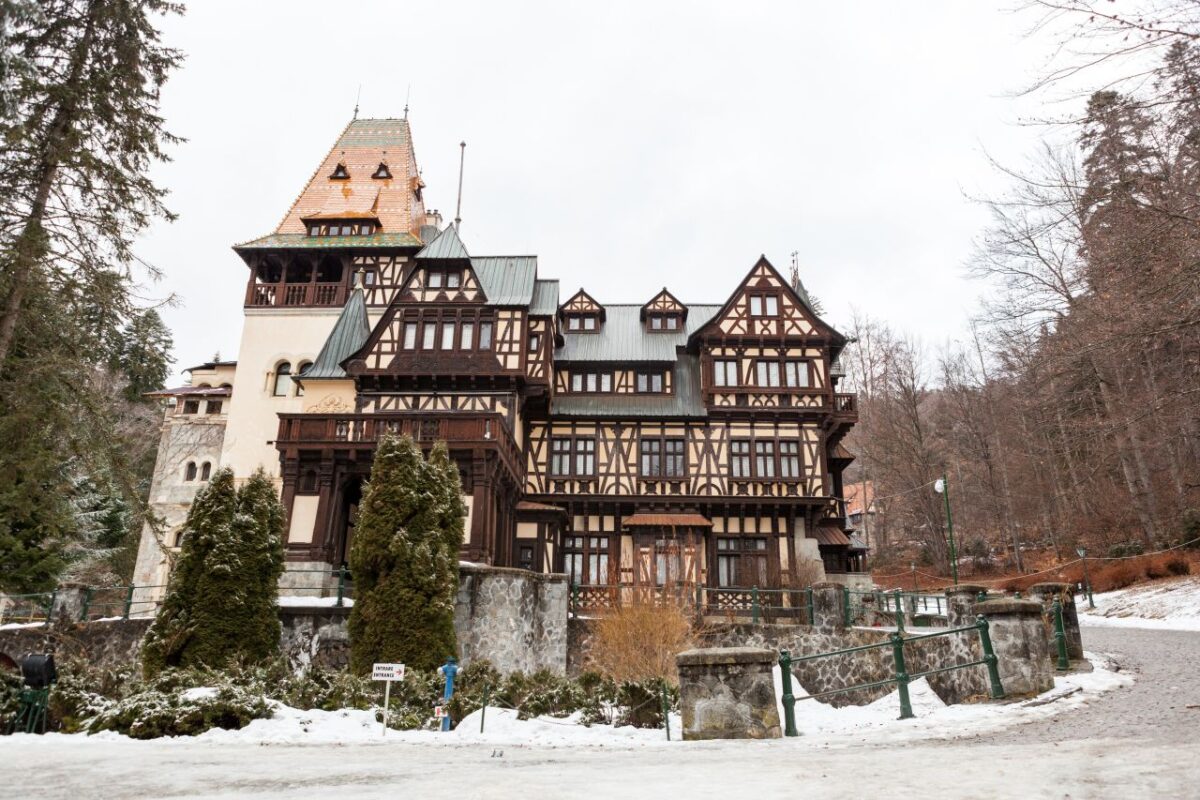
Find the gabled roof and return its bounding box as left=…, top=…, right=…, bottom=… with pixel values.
left=472, top=256, right=537, bottom=306
left=300, top=283, right=371, bottom=380
left=559, top=289, right=605, bottom=321
left=416, top=224, right=470, bottom=260
left=557, top=304, right=720, bottom=362
left=530, top=279, right=560, bottom=316
left=641, top=288, right=688, bottom=321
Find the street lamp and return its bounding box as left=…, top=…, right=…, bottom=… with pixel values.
left=934, top=476, right=958, bottom=586
left=1076, top=546, right=1095, bottom=609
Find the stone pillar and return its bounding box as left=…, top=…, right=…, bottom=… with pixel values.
left=675, top=647, right=781, bottom=740
left=975, top=599, right=1054, bottom=696
left=944, top=583, right=988, bottom=628
left=810, top=582, right=846, bottom=633
left=1027, top=583, right=1083, bottom=661
left=50, top=583, right=89, bottom=626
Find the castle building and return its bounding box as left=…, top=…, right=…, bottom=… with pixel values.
left=132, top=117, right=866, bottom=609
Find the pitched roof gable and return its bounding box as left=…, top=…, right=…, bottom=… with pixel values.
left=300, top=282, right=371, bottom=380
left=415, top=224, right=470, bottom=260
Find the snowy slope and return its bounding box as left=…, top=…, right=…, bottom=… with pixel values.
left=1080, top=576, right=1200, bottom=632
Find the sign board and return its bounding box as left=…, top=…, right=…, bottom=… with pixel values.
left=433, top=706, right=447, bottom=719
left=372, top=663, right=406, bottom=682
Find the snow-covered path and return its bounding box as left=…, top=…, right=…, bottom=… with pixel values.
left=3, top=627, right=1197, bottom=798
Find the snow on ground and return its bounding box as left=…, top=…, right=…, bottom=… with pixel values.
left=4, top=654, right=1129, bottom=751
left=1080, top=575, right=1200, bottom=632
left=275, top=596, right=354, bottom=608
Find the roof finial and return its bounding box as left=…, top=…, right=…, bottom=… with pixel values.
left=454, top=140, right=466, bottom=230
left=789, top=250, right=801, bottom=293
left=353, top=85, right=361, bottom=120
left=353, top=267, right=365, bottom=290
left=404, top=84, right=411, bottom=120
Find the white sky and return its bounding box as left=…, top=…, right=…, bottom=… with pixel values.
left=140, top=1, right=1066, bottom=382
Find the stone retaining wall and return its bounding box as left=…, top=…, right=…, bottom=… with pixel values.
left=676, top=647, right=781, bottom=740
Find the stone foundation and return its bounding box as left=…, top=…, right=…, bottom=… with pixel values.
left=676, top=647, right=781, bottom=740
left=975, top=598, right=1054, bottom=696
left=1027, top=582, right=1084, bottom=661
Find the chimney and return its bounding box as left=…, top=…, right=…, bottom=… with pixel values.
left=424, top=209, right=443, bottom=229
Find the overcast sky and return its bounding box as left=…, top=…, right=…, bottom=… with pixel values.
left=141, top=1, right=1067, bottom=382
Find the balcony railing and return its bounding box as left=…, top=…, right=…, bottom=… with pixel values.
left=833, top=393, right=857, bottom=414
left=275, top=412, right=523, bottom=479
left=246, top=281, right=347, bottom=308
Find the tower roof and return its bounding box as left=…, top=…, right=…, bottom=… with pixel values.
left=415, top=224, right=470, bottom=260
left=300, top=281, right=371, bottom=380
left=275, top=118, right=426, bottom=239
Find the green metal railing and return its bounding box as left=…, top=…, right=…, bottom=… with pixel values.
left=281, top=564, right=353, bottom=606
left=0, top=591, right=56, bottom=626
left=778, top=615, right=1005, bottom=734
left=79, top=584, right=169, bottom=621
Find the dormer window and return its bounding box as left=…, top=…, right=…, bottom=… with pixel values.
left=427, top=269, right=462, bottom=290
left=307, top=221, right=375, bottom=237
left=636, top=370, right=666, bottom=393
left=565, top=314, right=599, bottom=332
left=372, top=162, right=392, bottom=179
left=329, top=162, right=349, bottom=180
left=647, top=313, right=681, bottom=331
left=749, top=294, right=779, bottom=316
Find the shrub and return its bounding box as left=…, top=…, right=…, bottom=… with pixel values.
left=1107, top=541, right=1144, bottom=558
left=1165, top=556, right=1191, bottom=576
left=349, top=435, right=463, bottom=674
left=88, top=681, right=271, bottom=739
left=586, top=598, right=697, bottom=683
left=1094, top=561, right=1140, bottom=591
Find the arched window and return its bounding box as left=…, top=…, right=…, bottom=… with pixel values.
left=256, top=257, right=283, bottom=284
left=286, top=257, right=312, bottom=284
left=273, top=362, right=292, bottom=396
left=295, top=361, right=312, bottom=396
left=173, top=529, right=187, bottom=548
left=316, top=254, right=344, bottom=283
left=200, top=462, right=212, bottom=481
left=184, top=461, right=197, bottom=481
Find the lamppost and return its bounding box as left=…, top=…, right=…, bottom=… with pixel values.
left=1076, top=546, right=1095, bottom=609
left=934, top=475, right=959, bottom=586
left=911, top=561, right=919, bottom=592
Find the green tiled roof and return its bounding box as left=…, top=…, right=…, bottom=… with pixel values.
left=335, top=118, right=411, bottom=148
left=234, top=232, right=422, bottom=250
left=551, top=356, right=707, bottom=419
left=530, top=279, right=560, bottom=316
left=299, top=285, right=370, bottom=380
left=472, top=256, right=537, bottom=306
left=557, top=304, right=721, bottom=363
left=416, top=225, right=470, bottom=260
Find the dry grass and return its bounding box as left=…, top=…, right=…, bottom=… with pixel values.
left=996, top=552, right=1192, bottom=594
left=585, top=599, right=699, bottom=684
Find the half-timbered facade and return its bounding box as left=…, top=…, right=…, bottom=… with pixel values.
left=133, top=116, right=865, bottom=604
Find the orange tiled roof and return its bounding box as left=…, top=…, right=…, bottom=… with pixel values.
left=275, top=119, right=424, bottom=237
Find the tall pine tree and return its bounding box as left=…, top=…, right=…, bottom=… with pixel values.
left=349, top=435, right=464, bottom=674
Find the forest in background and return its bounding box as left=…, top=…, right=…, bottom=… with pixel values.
left=847, top=3, right=1200, bottom=572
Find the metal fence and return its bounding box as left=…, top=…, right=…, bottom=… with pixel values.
left=568, top=583, right=815, bottom=624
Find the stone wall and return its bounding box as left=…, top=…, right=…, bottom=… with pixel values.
left=278, top=607, right=351, bottom=670
left=0, top=618, right=151, bottom=671
left=676, top=647, right=781, bottom=740
left=455, top=564, right=568, bottom=675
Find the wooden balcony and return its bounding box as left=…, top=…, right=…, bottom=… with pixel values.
left=275, top=412, right=523, bottom=480
left=246, top=281, right=347, bottom=308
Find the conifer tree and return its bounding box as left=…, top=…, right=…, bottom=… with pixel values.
left=349, top=435, right=464, bottom=674
left=142, top=468, right=286, bottom=676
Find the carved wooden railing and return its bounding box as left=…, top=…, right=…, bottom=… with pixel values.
left=246, top=281, right=347, bottom=308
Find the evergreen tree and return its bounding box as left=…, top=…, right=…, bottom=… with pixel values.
left=349, top=435, right=464, bottom=674
left=112, top=308, right=173, bottom=402
left=142, top=468, right=286, bottom=676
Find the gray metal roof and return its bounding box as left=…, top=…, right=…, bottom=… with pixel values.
left=530, top=279, right=560, bottom=316
left=300, top=286, right=370, bottom=379
left=551, top=356, right=708, bottom=418
left=415, top=224, right=470, bottom=260
left=556, top=304, right=721, bottom=363
left=472, top=256, right=537, bottom=306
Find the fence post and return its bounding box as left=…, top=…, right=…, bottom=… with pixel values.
left=43, top=590, right=57, bottom=624
left=890, top=633, right=914, bottom=720
left=806, top=587, right=815, bottom=626
left=79, top=588, right=93, bottom=622
left=976, top=616, right=1005, bottom=699
left=1051, top=598, right=1070, bottom=671
left=751, top=586, right=760, bottom=624
left=976, top=590, right=987, bottom=603
left=893, top=588, right=905, bottom=634
left=480, top=684, right=489, bottom=734
left=842, top=585, right=851, bottom=627
left=660, top=684, right=671, bottom=741
left=335, top=565, right=346, bottom=608
left=779, top=650, right=798, bottom=737
left=122, top=584, right=136, bottom=619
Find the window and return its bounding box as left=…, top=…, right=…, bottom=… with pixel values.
left=755, top=361, right=781, bottom=387
left=272, top=362, right=291, bottom=396
left=403, top=323, right=418, bottom=349
left=780, top=441, right=801, bottom=479
left=518, top=544, right=535, bottom=572
left=749, top=294, right=779, bottom=316
left=583, top=316, right=597, bottom=331
left=529, top=333, right=541, bottom=353
left=636, top=371, right=665, bottom=393
left=755, top=441, right=776, bottom=478
left=567, top=316, right=581, bottom=331
left=441, top=322, right=455, bottom=350
left=308, top=221, right=374, bottom=237
left=417, top=419, right=440, bottom=442
left=563, top=535, right=610, bottom=585
left=551, top=439, right=572, bottom=476
left=205, top=400, right=223, bottom=415
left=713, top=360, right=739, bottom=388
left=648, top=314, right=680, bottom=331
left=446, top=271, right=461, bottom=289
left=461, top=322, right=475, bottom=349
left=566, top=314, right=598, bottom=331
left=422, top=323, right=436, bottom=350
left=730, top=440, right=751, bottom=478
left=182, top=399, right=200, bottom=414
left=716, top=538, right=769, bottom=588
left=295, top=361, right=312, bottom=396
left=200, top=462, right=212, bottom=481
left=329, top=163, right=349, bottom=180
left=570, top=371, right=611, bottom=393
left=574, top=439, right=595, bottom=475
left=479, top=322, right=493, bottom=349
left=184, top=462, right=197, bottom=481
left=641, top=438, right=686, bottom=478
left=363, top=268, right=378, bottom=286
left=428, top=270, right=442, bottom=289
left=784, top=360, right=810, bottom=388
left=427, top=269, right=460, bottom=290
left=372, top=162, right=392, bottom=179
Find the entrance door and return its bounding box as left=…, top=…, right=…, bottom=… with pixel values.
left=633, top=528, right=701, bottom=605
